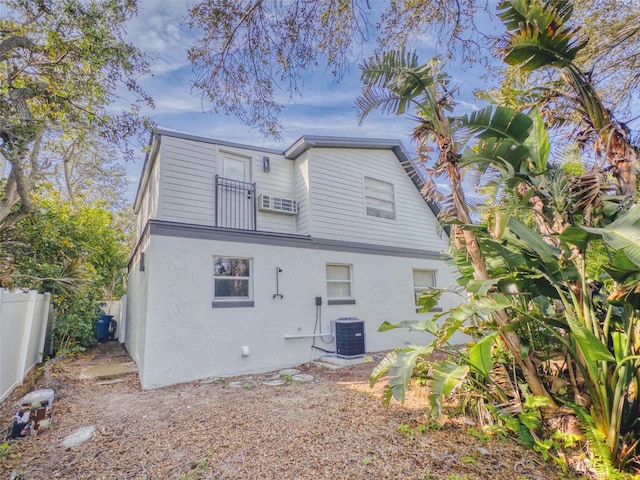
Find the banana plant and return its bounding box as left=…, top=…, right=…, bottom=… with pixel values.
left=361, top=0, right=640, bottom=471
left=373, top=198, right=640, bottom=467
left=498, top=0, right=638, bottom=197
left=358, top=48, right=555, bottom=404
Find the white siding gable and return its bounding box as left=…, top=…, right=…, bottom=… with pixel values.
left=307, top=147, right=447, bottom=251
left=252, top=152, right=297, bottom=234
left=134, top=132, right=445, bottom=249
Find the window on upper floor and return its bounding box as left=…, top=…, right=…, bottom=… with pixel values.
left=326, top=263, right=355, bottom=305
left=213, top=256, right=254, bottom=307
left=413, top=269, right=440, bottom=311
left=364, top=176, right=396, bottom=220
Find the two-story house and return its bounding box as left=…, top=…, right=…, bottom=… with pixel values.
left=125, top=128, right=460, bottom=389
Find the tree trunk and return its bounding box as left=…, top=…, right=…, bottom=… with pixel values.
left=443, top=144, right=557, bottom=406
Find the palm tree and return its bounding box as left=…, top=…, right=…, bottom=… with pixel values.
left=356, top=48, right=555, bottom=404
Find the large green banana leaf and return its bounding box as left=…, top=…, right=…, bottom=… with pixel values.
left=456, top=105, right=532, bottom=144
left=369, top=344, right=435, bottom=404
left=498, top=0, right=586, bottom=70
left=583, top=205, right=640, bottom=267
left=428, top=361, right=470, bottom=420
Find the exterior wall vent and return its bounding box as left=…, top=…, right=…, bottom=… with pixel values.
left=258, top=194, right=298, bottom=215
left=333, top=317, right=365, bottom=358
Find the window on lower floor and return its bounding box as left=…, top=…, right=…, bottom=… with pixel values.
left=364, top=176, right=396, bottom=220
left=326, top=263, right=355, bottom=305
left=213, top=257, right=253, bottom=307
left=413, top=269, right=439, bottom=311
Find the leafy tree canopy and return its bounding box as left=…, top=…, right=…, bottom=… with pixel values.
left=188, top=0, right=640, bottom=139
left=1, top=195, right=130, bottom=297
left=0, top=0, right=152, bottom=229
left=42, top=129, right=130, bottom=210
left=1, top=196, right=131, bottom=352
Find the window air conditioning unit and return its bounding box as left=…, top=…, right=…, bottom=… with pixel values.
left=259, top=194, right=298, bottom=215
left=333, top=317, right=365, bottom=358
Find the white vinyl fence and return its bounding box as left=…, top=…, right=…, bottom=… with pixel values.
left=0, top=290, right=52, bottom=403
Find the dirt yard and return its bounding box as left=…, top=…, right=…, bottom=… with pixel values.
left=1, top=345, right=570, bottom=479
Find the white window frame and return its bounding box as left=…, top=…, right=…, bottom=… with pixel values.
left=212, top=256, right=254, bottom=308
left=326, top=263, right=355, bottom=305
left=364, top=176, right=396, bottom=220
left=413, top=269, right=439, bottom=312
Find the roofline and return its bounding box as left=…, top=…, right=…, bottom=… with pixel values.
left=155, top=127, right=282, bottom=155
left=133, top=131, right=159, bottom=213
left=284, top=135, right=408, bottom=160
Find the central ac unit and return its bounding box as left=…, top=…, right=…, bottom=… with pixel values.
left=259, top=194, right=298, bottom=215
left=333, top=317, right=365, bottom=358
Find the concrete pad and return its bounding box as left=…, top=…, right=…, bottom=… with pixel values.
left=315, top=354, right=373, bottom=368
left=313, top=361, right=343, bottom=370
left=80, top=362, right=138, bottom=380
left=99, top=341, right=129, bottom=358
left=95, top=378, right=127, bottom=386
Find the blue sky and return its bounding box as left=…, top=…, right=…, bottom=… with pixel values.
left=122, top=0, right=496, bottom=202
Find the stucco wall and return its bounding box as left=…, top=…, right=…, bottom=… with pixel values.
left=125, top=246, right=149, bottom=373
left=137, top=233, right=462, bottom=389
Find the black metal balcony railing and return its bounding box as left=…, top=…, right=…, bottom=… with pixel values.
left=214, top=175, right=257, bottom=230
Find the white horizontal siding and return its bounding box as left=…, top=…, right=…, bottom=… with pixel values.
left=155, top=136, right=298, bottom=233
left=255, top=211, right=297, bottom=234
left=137, top=154, right=160, bottom=235
left=158, top=136, right=216, bottom=226
left=150, top=135, right=442, bottom=247
left=308, top=148, right=448, bottom=251
left=294, top=155, right=311, bottom=235
left=253, top=152, right=297, bottom=234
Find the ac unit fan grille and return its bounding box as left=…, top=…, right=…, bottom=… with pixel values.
left=334, top=318, right=365, bottom=358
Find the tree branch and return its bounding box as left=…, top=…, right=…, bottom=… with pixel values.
left=0, top=35, right=34, bottom=61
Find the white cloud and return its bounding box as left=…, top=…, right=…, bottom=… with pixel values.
left=126, top=1, right=199, bottom=76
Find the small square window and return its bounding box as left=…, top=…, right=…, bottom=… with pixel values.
left=364, top=176, right=395, bottom=220
left=413, top=269, right=439, bottom=311
left=213, top=257, right=254, bottom=307
left=326, top=264, right=355, bottom=305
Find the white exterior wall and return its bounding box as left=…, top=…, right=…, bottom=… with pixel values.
left=125, top=240, right=149, bottom=371
left=153, top=136, right=298, bottom=234
left=128, top=132, right=460, bottom=389
left=252, top=151, right=297, bottom=234
left=294, top=154, right=311, bottom=236
left=157, top=136, right=217, bottom=226
left=307, top=148, right=448, bottom=251
left=136, top=149, right=160, bottom=237
left=138, top=234, right=461, bottom=389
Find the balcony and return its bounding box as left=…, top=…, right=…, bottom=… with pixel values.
left=214, top=176, right=256, bottom=230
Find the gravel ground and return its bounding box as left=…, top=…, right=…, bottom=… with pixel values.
left=1, top=345, right=571, bottom=479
